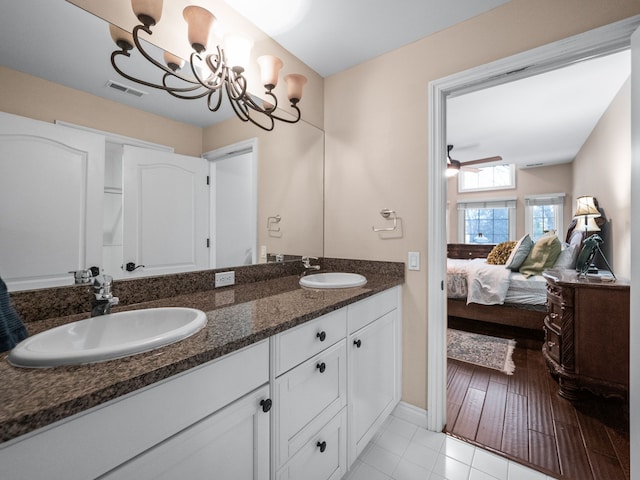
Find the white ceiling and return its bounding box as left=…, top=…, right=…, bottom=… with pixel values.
left=0, top=0, right=632, bottom=167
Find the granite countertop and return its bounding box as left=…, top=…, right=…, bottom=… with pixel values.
left=0, top=273, right=403, bottom=444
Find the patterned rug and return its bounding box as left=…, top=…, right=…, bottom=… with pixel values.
left=447, top=329, right=516, bottom=375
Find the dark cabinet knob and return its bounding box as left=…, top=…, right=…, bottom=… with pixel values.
left=316, top=331, right=326, bottom=342
left=316, top=362, right=326, bottom=373
left=316, top=441, right=327, bottom=453
left=353, top=339, right=362, bottom=348
left=260, top=398, right=272, bottom=413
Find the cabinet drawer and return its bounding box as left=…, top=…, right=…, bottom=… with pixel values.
left=348, top=287, right=398, bottom=334
left=547, top=301, right=563, bottom=331
left=544, top=323, right=561, bottom=364
left=274, top=340, right=347, bottom=468
left=276, top=409, right=347, bottom=480
left=273, top=308, right=347, bottom=376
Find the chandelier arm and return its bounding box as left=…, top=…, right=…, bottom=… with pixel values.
left=203, top=49, right=227, bottom=89
left=206, top=88, right=224, bottom=112
left=130, top=25, right=195, bottom=81
left=161, top=73, right=211, bottom=99
left=226, top=83, right=251, bottom=121
left=266, top=104, right=302, bottom=124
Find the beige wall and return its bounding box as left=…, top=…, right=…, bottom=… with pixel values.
left=447, top=163, right=574, bottom=242
left=573, top=79, right=631, bottom=278
left=323, top=0, right=640, bottom=409
left=0, top=67, right=203, bottom=157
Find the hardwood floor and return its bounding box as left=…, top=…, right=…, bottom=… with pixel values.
left=445, top=321, right=629, bottom=479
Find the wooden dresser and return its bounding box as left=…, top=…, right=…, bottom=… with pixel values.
left=542, top=269, right=630, bottom=400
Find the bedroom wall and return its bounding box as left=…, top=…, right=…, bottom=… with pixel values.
left=446, top=163, right=574, bottom=243
left=0, top=67, right=202, bottom=156
left=573, top=78, right=631, bottom=278
left=323, top=0, right=640, bottom=410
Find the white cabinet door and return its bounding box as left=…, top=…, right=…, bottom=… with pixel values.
left=122, top=145, right=209, bottom=277
left=103, top=384, right=270, bottom=480
left=0, top=112, right=105, bottom=291
left=349, top=308, right=401, bottom=464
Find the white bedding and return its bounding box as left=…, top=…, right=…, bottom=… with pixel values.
left=447, top=258, right=547, bottom=306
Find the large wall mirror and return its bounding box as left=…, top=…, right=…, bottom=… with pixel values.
left=0, top=0, right=324, bottom=292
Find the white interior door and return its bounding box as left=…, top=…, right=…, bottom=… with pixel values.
left=0, top=112, right=104, bottom=291
left=122, top=146, right=208, bottom=277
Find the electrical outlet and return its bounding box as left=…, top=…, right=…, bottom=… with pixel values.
left=215, top=271, right=235, bottom=288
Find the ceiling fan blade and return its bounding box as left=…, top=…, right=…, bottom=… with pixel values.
left=460, top=165, right=481, bottom=172
left=460, top=155, right=503, bottom=167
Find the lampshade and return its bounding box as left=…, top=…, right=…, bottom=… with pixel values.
left=131, top=0, right=163, bottom=26
left=163, top=51, right=185, bottom=72
left=575, top=215, right=601, bottom=232
left=183, top=6, right=216, bottom=53
left=257, top=55, right=284, bottom=90
left=284, top=74, right=307, bottom=104
left=446, top=159, right=461, bottom=177
left=223, top=33, right=253, bottom=72
left=574, top=195, right=600, bottom=218
left=109, top=24, right=134, bottom=51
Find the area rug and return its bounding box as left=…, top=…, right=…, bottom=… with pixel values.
left=447, top=329, right=516, bottom=375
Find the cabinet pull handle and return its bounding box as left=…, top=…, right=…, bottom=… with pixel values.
left=353, top=339, right=362, bottom=348
left=316, top=441, right=327, bottom=453
left=316, top=362, right=326, bottom=373
left=548, top=341, right=556, bottom=349
left=316, top=331, right=326, bottom=342
left=260, top=398, right=272, bottom=413
left=550, top=313, right=558, bottom=319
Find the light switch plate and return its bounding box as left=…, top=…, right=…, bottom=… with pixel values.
left=408, top=252, right=420, bottom=271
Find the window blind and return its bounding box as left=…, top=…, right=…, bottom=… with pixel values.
left=457, top=198, right=517, bottom=210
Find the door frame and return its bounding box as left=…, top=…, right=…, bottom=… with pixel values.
left=426, top=15, right=640, bottom=432
left=203, top=138, right=258, bottom=268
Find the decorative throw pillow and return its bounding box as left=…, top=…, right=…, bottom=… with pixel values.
left=486, top=241, right=517, bottom=265
left=519, top=233, right=562, bottom=277
left=504, top=234, right=534, bottom=271
left=553, top=242, right=579, bottom=269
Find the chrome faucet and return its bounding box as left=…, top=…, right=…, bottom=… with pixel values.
left=91, top=275, right=119, bottom=317
left=301, top=256, right=320, bottom=276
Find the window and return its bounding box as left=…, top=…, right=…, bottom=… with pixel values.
left=457, top=198, right=516, bottom=244
left=458, top=164, right=516, bottom=193
left=525, top=193, right=565, bottom=241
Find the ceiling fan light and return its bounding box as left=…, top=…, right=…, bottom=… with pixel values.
left=131, top=0, right=163, bottom=27
left=183, top=6, right=216, bottom=54
left=284, top=73, right=307, bottom=104
left=446, top=159, right=461, bottom=177
left=109, top=24, right=134, bottom=51
left=257, top=55, right=283, bottom=91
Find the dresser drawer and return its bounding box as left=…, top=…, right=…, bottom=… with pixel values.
left=276, top=409, right=347, bottom=480
left=546, top=301, right=563, bottom=331
left=544, top=323, right=561, bottom=364
left=274, top=340, right=347, bottom=468
left=273, top=308, right=347, bottom=376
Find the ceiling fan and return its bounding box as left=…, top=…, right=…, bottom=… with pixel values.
left=446, top=144, right=502, bottom=176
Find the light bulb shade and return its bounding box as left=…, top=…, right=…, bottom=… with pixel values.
left=163, top=51, right=185, bottom=71
left=284, top=73, right=307, bottom=104
left=446, top=159, right=461, bottom=177
left=183, top=6, right=216, bottom=53
left=574, top=195, right=601, bottom=217
left=257, top=55, right=283, bottom=90
left=109, top=24, right=134, bottom=51
left=575, top=215, right=601, bottom=232
left=131, top=0, right=163, bottom=26
left=223, top=33, right=253, bottom=72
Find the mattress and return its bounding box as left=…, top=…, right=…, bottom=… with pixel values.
left=446, top=258, right=547, bottom=306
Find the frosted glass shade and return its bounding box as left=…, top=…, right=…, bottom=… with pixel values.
left=183, top=6, right=216, bottom=53
left=257, top=55, right=283, bottom=90
left=164, top=51, right=185, bottom=71
left=575, top=195, right=600, bottom=217
left=224, top=33, right=253, bottom=72
left=284, top=74, right=307, bottom=103
left=109, top=24, right=134, bottom=50
left=131, top=0, right=163, bottom=26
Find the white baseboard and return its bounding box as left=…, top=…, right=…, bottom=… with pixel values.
left=392, top=401, right=428, bottom=430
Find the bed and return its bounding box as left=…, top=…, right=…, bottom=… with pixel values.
left=446, top=232, right=582, bottom=331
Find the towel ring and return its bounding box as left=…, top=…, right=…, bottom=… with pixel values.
left=267, top=215, right=281, bottom=232
left=372, top=209, right=397, bottom=232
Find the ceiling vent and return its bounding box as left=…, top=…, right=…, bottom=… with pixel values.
left=105, top=80, right=147, bottom=98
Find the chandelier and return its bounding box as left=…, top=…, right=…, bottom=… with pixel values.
left=108, top=0, right=308, bottom=131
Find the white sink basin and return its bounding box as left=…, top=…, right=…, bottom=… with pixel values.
left=299, top=272, right=367, bottom=289
left=7, top=307, right=207, bottom=368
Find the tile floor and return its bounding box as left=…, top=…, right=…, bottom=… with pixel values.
left=343, top=412, right=557, bottom=480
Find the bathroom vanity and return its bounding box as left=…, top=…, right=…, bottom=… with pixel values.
left=0, top=264, right=402, bottom=480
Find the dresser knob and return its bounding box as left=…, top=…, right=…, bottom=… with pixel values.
left=260, top=398, right=272, bottom=413
left=316, top=362, right=326, bottom=373
left=316, top=441, right=327, bottom=453
left=353, top=339, right=362, bottom=348
left=316, top=331, right=326, bottom=342
left=548, top=341, right=556, bottom=349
